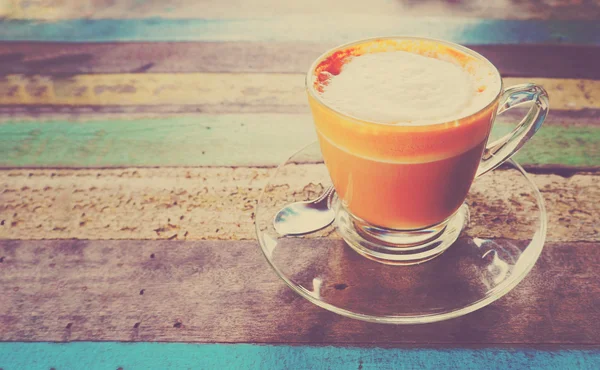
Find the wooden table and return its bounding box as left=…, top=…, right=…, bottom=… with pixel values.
left=0, top=0, right=599, bottom=368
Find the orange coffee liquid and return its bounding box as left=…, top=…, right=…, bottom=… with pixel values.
left=308, top=39, right=500, bottom=229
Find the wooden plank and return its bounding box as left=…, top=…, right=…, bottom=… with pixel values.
left=0, top=343, right=599, bottom=370
left=0, top=168, right=597, bottom=242
left=2, top=0, right=600, bottom=21
left=0, top=239, right=598, bottom=343
left=0, top=18, right=598, bottom=44
left=0, top=113, right=598, bottom=168
left=0, top=74, right=598, bottom=111
left=471, top=45, right=600, bottom=80
left=2, top=43, right=600, bottom=80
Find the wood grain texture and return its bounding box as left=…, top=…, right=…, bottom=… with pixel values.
left=3, top=0, right=600, bottom=20
left=0, top=343, right=599, bottom=370
left=0, top=167, right=597, bottom=242
left=0, top=18, right=599, bottom=44
left=0, top=74, right=598, bottom=111
left=0, top=113, right=598, bottom=168
left=0, top=239, right=598, bottom=343
left=2, top=42, right=600, bottom=79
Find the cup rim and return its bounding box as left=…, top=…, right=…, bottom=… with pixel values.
left=305, top=36, right=504, bottom=128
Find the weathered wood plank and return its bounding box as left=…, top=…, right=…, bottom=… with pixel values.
left=0, top=168, right=597, bottom=242
left=0, top=113, right=598, bottom=168
left=2, top=43, right=600, bottom=79
left=0, top=74, right=598, bottom=111
left=0, top=18, right=598, bottom=44
left=2, top=0, right=600, bottom=20
left=0, top=239, right=598, bottom=343
left=0, top=343, right=599, bottom=370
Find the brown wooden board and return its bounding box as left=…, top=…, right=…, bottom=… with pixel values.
left=0, top=239, right=598, bottom=343
left=1, top=43, right=599, bottom=79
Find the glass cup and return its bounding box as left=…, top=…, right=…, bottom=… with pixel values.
left=306, top=37, right=549, bottom=265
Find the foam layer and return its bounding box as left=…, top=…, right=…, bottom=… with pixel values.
left=319, top=51, right=498, bottom=125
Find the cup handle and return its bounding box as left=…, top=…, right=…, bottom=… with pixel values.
left=476, top=83, right=549, bottom=178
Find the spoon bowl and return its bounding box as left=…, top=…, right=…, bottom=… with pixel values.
left=273, top=186, right=336, bottom=236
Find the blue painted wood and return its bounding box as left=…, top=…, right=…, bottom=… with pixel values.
left=0, top=343, right=598, bottom=370
left=0, top=18, right=598, bottom=44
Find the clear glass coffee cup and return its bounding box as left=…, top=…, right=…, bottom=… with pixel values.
left=306, top=37, right=549, bottom=265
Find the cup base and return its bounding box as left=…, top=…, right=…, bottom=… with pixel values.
left=335, top=200, right=470, bottom=265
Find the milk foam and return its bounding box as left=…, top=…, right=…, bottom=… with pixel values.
left=318, top=51, right=499, bottom=125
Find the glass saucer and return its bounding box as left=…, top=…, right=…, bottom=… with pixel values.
left=255, top=142, right=547, bottom=324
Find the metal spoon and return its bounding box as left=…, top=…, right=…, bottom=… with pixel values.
left=273, top=186, right=336, bottom=236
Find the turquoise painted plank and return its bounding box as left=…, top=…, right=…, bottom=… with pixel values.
left=0, top=343, right=598, bottom=370
left=0, top=114, right=598, bottom=168
left=0, top=18, right=598, bottom=44
left=0, top=115, right=318, bottom=167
